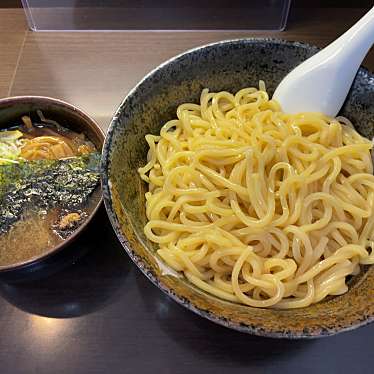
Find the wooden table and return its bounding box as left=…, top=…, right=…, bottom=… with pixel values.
left=0, top=7, right=373, bottom=374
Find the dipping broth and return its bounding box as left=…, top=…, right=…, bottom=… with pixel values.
left=0, top=111, right=101, bottom=266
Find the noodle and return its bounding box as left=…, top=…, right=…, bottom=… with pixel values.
left=138, top=83, right=374, bottom=309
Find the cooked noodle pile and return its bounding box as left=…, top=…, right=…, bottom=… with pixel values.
left=138, top=84, right=374, bottom=309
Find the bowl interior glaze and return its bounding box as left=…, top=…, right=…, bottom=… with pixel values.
left=102, top=39, right=374, bottom=338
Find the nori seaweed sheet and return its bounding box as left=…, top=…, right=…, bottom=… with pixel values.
left=0, top=153, right=100, bottom=235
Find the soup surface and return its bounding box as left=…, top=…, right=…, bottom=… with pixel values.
left=0, top=111, right=101, bottom=266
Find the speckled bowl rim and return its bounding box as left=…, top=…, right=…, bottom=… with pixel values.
left=0, top=95, right=105, bottom=273
left=102, top=38, right=374, bottom=338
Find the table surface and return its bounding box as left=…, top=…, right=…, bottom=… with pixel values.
left=0, top=7, right=373, bottom=374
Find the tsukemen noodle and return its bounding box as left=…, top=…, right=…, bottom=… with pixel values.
left=139, top=83, right=374, bottom=309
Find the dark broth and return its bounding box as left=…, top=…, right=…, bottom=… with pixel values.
left=0, top=189, right=101, bottom=266
left=0, top=113, right=101, bottom=267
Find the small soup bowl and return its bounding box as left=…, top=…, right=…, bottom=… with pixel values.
left=0, top=96, right=104, bottom=282
left=102, top=38, right=374, bottom=338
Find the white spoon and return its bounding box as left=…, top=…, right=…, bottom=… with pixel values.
left=273, top=7, right=374, bottom=117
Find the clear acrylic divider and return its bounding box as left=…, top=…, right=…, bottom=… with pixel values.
left=21, top=0, right=291, bottom=32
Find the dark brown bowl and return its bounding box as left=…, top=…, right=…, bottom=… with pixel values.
left=0, top=96, right=105, bottom=282
left=102, top=38, right=374, bottom=338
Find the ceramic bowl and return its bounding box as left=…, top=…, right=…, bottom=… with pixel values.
left=102, top=39, right=374, bottom=338
left=0, top=96, right=105, bottom=282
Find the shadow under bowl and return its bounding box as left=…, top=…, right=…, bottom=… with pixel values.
left=102, top=38, right=374, bottom=338
left=0, top=96, right=105, bottom=282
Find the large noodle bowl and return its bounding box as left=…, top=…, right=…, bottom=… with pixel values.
left=138, top=83, right=374, bottom=309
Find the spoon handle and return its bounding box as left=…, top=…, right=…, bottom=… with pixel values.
left=273, top=7, right=374, bottom=116
left=330, top=6, right=374, bottom=66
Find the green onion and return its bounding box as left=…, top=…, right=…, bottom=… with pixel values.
left=0, top=130, right=24, bottom=165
